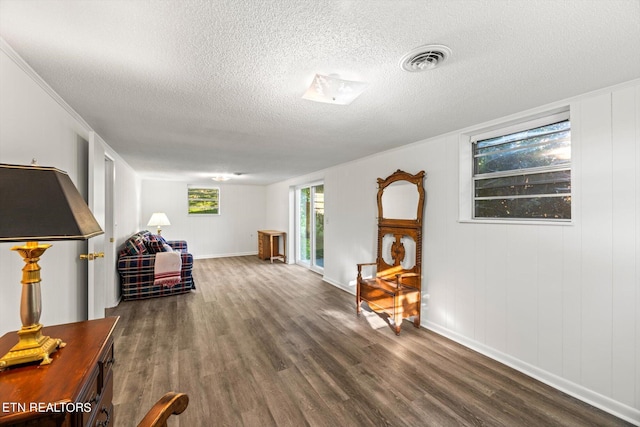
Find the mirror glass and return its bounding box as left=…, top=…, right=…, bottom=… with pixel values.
left=381, top=180, right=419, bottom=220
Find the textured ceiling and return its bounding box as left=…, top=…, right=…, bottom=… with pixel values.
left=1, top=0, right=639, bottom=185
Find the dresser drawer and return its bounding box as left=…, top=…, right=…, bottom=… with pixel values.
left=257, top=233, right=265, bottom=258
left=80, top=337, right=115, bottom=426
left=82, top=370, right=114, bottom=426
left=78, top=365, right=100, bottom=425
left=98, top=337, right=115, bottom=391
left=90, top=372, right=114, bottom=427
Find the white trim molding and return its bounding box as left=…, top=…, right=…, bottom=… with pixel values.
left=424, top=321, right=640, bottom=425
left=0, top=37, right=93, bottom=135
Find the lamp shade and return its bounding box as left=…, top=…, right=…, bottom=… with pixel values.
left=147, top=212, right=171, bottom=227
left=0, top=163, right=103, bottom=242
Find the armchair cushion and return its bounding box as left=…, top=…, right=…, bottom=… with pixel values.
left=146, top=234, right=169, bottom=254
left=123, top=231, right=149, bottom=256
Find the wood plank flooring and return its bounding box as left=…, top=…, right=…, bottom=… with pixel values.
left=106, top=256, right=632, bottom=426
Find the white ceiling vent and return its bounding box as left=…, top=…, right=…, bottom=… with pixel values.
left=400, top=45, right=452, bottom=72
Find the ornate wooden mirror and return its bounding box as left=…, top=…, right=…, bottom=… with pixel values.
left=380, top=179, right=421, bottom=220
left=356, top=169, right=426, bottom=335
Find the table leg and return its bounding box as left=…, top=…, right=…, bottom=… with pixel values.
left=269, top=235, right=274, bottom=263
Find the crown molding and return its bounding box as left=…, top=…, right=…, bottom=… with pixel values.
left=0, top=37, right=93, bottom=134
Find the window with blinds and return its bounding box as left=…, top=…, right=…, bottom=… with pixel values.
left=472, top=113, right=571, bottom=220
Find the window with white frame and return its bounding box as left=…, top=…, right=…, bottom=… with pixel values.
left=471, top=112, right=571, bottom=221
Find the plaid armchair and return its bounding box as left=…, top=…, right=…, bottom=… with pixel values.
left=117, top=231, right=195, bottom=301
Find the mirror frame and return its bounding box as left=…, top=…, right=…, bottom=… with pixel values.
left=377, top=169, right=426, bottom=228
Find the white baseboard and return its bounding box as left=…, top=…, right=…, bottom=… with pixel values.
left=424, top=321, right=640, bottom=426
left=193, top=251, right=258, bottom=260
left=322, top=276, right=355, bottom=295
left=106, top=294, right=122, bottom=310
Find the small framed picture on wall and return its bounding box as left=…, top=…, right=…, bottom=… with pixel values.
left=188, top=187, right=220, bottom=215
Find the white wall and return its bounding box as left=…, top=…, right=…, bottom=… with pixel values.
left=265, top=79, right=640, bottom=423
left=0, top=40, right=140, bottom=335
left=140, top=179, right=266, bottom=258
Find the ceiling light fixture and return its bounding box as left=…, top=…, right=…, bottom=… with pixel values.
left=400, top=44, right=452, bottom=72
left=212, top=175, right=231, bottom=182
left=302, top=74, right=368, bottom=105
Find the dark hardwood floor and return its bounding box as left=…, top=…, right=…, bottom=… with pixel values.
left=107, top=256, right=631, bottom=426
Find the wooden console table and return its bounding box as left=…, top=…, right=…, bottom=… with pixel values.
left=0, top=317, right=119, bottom=427
left=257, top=230, right=286, bottom=263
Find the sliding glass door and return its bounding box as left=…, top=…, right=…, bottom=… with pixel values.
left=296, top=183, right=324, bottom=272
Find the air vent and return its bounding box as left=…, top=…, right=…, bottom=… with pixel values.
left=400, top=45, right=452, bottom=72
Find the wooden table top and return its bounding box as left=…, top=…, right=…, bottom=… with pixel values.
left=258, top=230, right=286, bottom=235
left=0, top=317, right=119, bottom=423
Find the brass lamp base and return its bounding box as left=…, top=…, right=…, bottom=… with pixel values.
left=0, top=323, right=66, bottom=370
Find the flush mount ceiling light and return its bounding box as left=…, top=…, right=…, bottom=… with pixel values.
left=211, top=172, right=244, bottom=182
left=399, top=44, right=452, bottom=72
left=302, top=74, right=368, bottom=105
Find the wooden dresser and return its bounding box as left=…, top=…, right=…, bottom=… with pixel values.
left=0, top=317, right=119, bottom=427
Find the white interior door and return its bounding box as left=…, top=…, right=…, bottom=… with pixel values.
left=88, top=132, right=106, bottom=320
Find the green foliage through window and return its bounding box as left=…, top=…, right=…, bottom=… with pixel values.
left=298, top=184, right=324, bottom=267
left=473, top=118, right=571, bottom=220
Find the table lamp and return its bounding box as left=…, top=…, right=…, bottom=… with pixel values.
left=0, top=163, right=103, bottom=370
left=147, top=212, right=170, bottom=235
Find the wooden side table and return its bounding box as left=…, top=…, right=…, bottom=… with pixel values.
left=0, top=317, right=119, bottom=426
left=257, top=230, right=286, bottom=263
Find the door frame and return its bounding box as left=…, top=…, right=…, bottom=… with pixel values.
left=103, top=155, right=115, bottom=308
left=87, top=132, right=113, bottom=320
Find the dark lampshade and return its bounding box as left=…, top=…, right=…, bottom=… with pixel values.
left=0, top=162, right=104, bottom=370
left=0, top=163, right=103, bottom=241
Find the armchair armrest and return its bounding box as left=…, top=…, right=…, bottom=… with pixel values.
left=395, top=272, right=420, bottom=289
left=117, top=251, right=193, bottom=273
left=357, top=262, right=377, bottom=279
left=357, top=262, right=376, bottom=270
left=117, top=253, right=155, bottom=271
left=395, top=272, right=419, bottom=278
left=167, top=240, right=188, bottom=253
